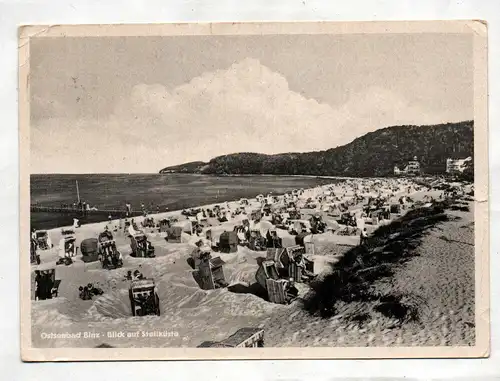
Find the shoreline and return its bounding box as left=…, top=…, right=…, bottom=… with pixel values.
left=31, top=173, right=443, bottom=232
left=30, top=175, right=343, bottom=231
left=31, top=172, right=429, bottom=180
left=38, top=176, right=421, bottom=238
left=40, top=185, right=311, bottom=234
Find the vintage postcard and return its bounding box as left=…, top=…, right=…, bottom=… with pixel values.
left=19, top=21, right=489, bottom=361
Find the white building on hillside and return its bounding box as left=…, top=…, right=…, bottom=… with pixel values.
left=446, top=156, right=472, bottom=174
left=394, top=156, right=421, bottom=176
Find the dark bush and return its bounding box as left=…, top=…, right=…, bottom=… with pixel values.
left=450, top=205, right=470, bottom=212
left=374, top=293, right=422, bottom=323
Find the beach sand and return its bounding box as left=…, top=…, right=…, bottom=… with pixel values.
left=29, top=179, right=475, bottom=348
left=263, top=203, right=475, bottom=347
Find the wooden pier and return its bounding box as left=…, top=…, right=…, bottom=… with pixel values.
left=30, top=205, right=143, bottom=218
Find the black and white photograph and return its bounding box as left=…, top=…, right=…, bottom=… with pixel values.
left=19, top=21, right=489, bottom=360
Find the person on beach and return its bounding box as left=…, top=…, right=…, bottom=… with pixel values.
left=43, top=272, right=54, bottom=299
left=34, top=270, right=41, bottom=300
left=103, top=225, right=113, bottom=239
left=133, top=270, right=144, bottom=280
left=132, top=219, right=140, bottom=232
left=128, top=223, right=136, bottom=237
left=360, top=228, right=368, bottom=246
left=79, top=286, right=92, bottom=300
left=66, top=240, right=75, bottom=258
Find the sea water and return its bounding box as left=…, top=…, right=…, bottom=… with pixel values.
left=30, top=173, right=338, bottom=229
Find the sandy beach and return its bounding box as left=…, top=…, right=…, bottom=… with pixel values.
left=264, top=202, right=475, bottom=347
left=29, top=177, right=475, bottom=348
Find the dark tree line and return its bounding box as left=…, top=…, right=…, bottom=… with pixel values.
left=160, top=121, right=474, bottom=177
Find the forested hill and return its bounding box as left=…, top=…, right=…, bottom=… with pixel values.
left=159, top=121, right=474, bottom=177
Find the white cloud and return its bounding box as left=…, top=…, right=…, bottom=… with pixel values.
left=31, top=58, right=466, bottom=173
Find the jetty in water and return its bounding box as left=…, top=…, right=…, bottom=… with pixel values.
left=31, top=179, right=144, bottom=220
left=30, top=205, right=143, bottom=219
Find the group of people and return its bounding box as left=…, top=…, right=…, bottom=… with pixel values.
left=125, top=201, right=166, bottom=218
left=78, top=283, right=104, bottom=300
left=56, top=256, right=73, bottom=266
left=125, top=219, right=141, bottom=236
left=98, top=228, right=123, bottom=267
left=101, top=242, right=123, bottom=267
left=124, top=270, right=145, bottom=281
left=136, top=238, right=154, bottom=253
left=30, top=231, right=42, bottom=265
left=65, top=200, right=95, bottom=216
left=133, top=292, right=157, bottom=316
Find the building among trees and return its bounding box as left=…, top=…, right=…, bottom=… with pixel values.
left=394, top=156, right=422, bottom=176
left=446, top=156, right=473, bottom=174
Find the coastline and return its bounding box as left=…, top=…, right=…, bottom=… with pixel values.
left=31, top=172, right=441, bottom=231
left=39, top=183, right=314, bottom=234
left=159, top=172, right=387, bottom=180
left=37, top=176, right=425, bottom=240
left=30, top=173, right=343, bottom=230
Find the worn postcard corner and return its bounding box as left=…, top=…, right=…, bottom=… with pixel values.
left=19, top=21, right=489, bottom=361
left=469, top=19, right=488, bottom=34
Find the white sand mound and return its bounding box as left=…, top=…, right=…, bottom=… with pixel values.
left=91, top=290, right=132, bottom=319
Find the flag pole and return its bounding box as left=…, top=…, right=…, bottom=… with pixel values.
left=76, top=180, right=81, bottom=203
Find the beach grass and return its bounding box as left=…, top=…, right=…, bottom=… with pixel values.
left=301, top=201, right=454, bottom=320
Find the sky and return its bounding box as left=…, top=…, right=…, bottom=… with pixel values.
left=29, top=33, right=473, bottom=173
